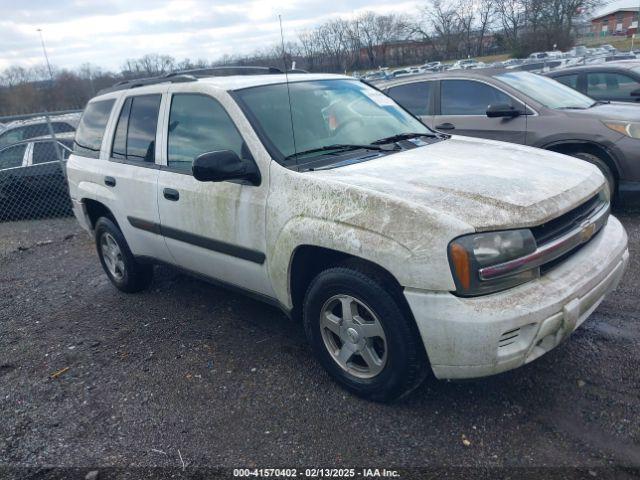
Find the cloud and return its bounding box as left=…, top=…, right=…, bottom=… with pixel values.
left=0, top=0, right=420, bottom=71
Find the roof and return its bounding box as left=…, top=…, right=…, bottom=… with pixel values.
left=0, top=132, right=75, bottom=152
left=90, top=73, right=352, bottom=103
left=545, top=60, right=640, bottom=75
left=3, top=113, right=81, bottom=131
left=198, top=73, right=350, bottom=90
left=374, top=69, right=508, bottom=89
left=591, top=5, right=639, bottom=20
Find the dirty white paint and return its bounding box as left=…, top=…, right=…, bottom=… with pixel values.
left=67, top=74, right=629, bottom=380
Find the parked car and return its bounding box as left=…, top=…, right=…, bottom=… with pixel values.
left=450, top=59, right=481, bottom=70
left=546, top=61, right=640, bottom=103
left=66, top=68, right=628, bottom=401
left=528, top=52, right=549, bottom=60
left=0, top=113, right=80, bottom=148
left=0, top=134, right=73, bottom=220
left=379, top=69, right=640, bottom=206
left=420, top=61, right=443, bottom=72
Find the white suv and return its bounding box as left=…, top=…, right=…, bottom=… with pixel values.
left=67, top=68, right=629, bottom=401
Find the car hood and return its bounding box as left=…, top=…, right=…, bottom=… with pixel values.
left=309, top=136, right=604, bottom=231
left=562, top=101, right=640, bottom=121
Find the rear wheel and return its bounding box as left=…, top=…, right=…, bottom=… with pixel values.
left=571, top=151, right=616, bottom=199
left=303, top=266, right=428, bottom=402
left=95, top=217, right=153, bottom=293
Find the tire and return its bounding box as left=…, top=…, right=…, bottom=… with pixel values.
left=94, top=217, right=153, bottom=293
left=303, top=266, right=428, bottom=402
left=571, top=151, right=616, bottom=199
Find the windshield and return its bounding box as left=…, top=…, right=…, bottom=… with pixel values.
left=234, top=79, right=431, bottom=164
left=496, top=72, right=595, bottom=109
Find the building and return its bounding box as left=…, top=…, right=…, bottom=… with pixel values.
left=591, top=5, right=639, bottom=36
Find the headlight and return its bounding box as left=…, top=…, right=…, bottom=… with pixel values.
left=603, top=120, right=640, bottom=139
left=448, top=229, right=538, bottom=296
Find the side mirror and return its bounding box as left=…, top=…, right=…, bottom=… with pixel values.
left=630, top=88, right=640, bottom=97
left=192, top=150, right=260, bottom=184
left=486, top=103, right=522, bottom=118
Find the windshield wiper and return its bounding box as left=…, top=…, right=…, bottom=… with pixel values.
left=590, top=100, right=610, bottom=107
left=371, top=132, right=435, bottom=145
left=284, top=143, right=397, bottom=161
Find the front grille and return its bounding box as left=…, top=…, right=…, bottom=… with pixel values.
left=531, top=193, right=604, bottom=245
left=532, top=192, right=609, bottom=275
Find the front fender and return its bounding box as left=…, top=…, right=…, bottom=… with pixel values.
left=269, top=216, right=417, bottom=309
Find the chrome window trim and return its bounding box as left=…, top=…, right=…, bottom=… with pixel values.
left=479, top=201, right=610, bottom=281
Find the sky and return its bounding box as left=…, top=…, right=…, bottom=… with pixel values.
left=0, top=0, right=421, bottom=72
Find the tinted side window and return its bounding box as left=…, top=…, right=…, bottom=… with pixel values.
left=126, top=95, right=161, bottom=163
left=387, top=82, right=432, bottom=116
left=441, top=80, right=513, bottom=115
left=74, top=99, right=115, bottom=159
left=33, top=141, right=60, bottom=164
left=586, top=73, right=639, bottom=100
left=111, top=98, right=132, bottom=160
left=555, top=74, right=579, bottom=89
left=23, top=123, right=50, bottom=140
left=52, top=122, right=75, bottom=134
left=167, top=94, right=245, bottom=173
left=0, top=144, right=27, bottom=169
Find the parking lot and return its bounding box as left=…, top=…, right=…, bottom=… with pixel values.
left=0, top=213, right=638, bottom=474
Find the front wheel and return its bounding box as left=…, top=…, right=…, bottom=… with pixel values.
left=303, top=267, right=428, bottom=402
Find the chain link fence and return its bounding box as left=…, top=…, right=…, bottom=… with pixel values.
left=0, top=112, right=81, bottom=223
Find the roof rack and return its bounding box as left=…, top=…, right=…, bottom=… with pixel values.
left=165, top=66, right=284, bottom=77
left=97, top=65, right=300, bottom=95
left=98, top=74, right=197, bottom=95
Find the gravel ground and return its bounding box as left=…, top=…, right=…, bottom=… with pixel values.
left=0, top=214, right=638, bottom=477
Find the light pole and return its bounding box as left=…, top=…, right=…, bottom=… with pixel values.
left=36, top=28, right=54, bottom=82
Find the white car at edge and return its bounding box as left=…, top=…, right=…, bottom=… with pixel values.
left=66, top=69, right=629, bottom=401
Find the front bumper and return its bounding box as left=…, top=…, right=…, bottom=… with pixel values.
left=404, top=215, right=629, bottom=380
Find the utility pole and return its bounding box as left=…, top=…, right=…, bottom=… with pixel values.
left=36, top=28, right=54, bottom=82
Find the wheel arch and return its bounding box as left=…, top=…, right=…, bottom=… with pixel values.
left=542, top=139, right=621, bottom=182
left=82, top=198, right=119, bottom=231
left=288, top=244, right=409, bottom=322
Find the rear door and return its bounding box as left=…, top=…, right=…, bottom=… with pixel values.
left=103, top=92, right=172, bottom=262
left=433, top=79, right=527, bottom=144
left=156, top=89, right=272, bottom=297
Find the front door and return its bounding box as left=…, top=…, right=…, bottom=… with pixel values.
left=433, top=79, right=527, bottom=145
left=156, top=91, right=272, bottom=298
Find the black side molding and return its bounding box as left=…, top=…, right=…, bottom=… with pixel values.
left=127, top=216, right=266, bottom=265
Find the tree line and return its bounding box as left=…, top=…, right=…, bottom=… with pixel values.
left=0, top=0, right=600, bottom=117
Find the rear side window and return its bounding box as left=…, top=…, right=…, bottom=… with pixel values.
left=51, top=122, right=75, bottom=134
left=33, top=141, right=68, bottom=164
left=111, top=95, right=161, bottom=164
left=387, top=82, right=432, bottom=116
left=586, top=72, right=639, bottom=100
left=441, top=80, right=513, bottom=115
left=0, top=144, right=27, bottom=169
left=555, top=74, right=579, bottom=89
left=74, top=99, right=115, bottom=159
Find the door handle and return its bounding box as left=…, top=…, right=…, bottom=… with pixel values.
left=435, top=122, right=455, bottom=131
left=104, top=176, right=116, bottom=187
left=163, top=188, right=180, bottom=201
